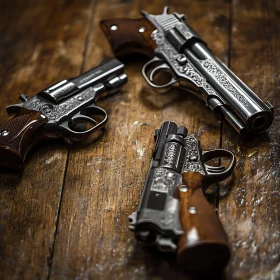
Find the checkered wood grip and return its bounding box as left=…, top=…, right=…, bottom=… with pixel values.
left=0, top=108, right=48, bottom=169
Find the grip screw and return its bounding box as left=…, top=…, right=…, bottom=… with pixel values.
left=189, top=206, right=197, bottom=214
left=110, top=24, right=118, bottom=31
left=179, top=185, right=189, bottom=192
left=139, top=27, right=145, bottom=33
left=176, top=54, right=187, bottom=65
left=1, top=130, right=9, bottom=136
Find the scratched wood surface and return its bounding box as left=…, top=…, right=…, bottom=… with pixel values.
left=0, top=0, right=279, bottom=280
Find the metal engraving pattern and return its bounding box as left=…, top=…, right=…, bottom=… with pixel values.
left=202, top=60, right=248, bottom=105
left=24, top=88, right=94, bottom=121
left=160, top=211, right=176, bottom=227
left=183, top=135, right=205, bottom=174
left=150, top=168, right=176, bottom=193
left=151, top=11, right=247, bottom=106
left=151, top=31, right=217, bottom=98
left=139, top=208, right=178, bottom=232
left=164, top=144, right=177, bottom=165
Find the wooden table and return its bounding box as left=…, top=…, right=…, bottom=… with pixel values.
left=0, top=1, right=279, bottom=279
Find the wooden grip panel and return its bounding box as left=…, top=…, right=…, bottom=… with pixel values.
left=100, top=18, right=156, bottom=58
left=176, top=172, right=230, bottom=274
left=0, top=108, right=48, bottom=169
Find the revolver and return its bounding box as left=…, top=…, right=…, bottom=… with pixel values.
left=0, top=59, right=127, bottom=169
left=101, top=7, right=273, bottom=136
left=128, top=121, right=236, bottom=273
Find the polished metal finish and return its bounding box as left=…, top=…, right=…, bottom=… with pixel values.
left=6, top=59, right=127, bottom=142
left=189, top=206, right=197, bottom=214
left=129, top=121, right=236, bottom=252
left=141, top=7, right=273, bottom=135
left=179, top=185, right=189, bottom=192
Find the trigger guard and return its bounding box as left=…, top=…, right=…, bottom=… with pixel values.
left=149, top=63, right=170, bottom=81
left=57, top=105, right=108, bottom=142
left=202, top=149, right=236, bottom=185
left=142, top=58, right=177, bottom=89
left=70, top=112, right=97, bottom=126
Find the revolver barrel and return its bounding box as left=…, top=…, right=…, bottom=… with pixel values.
left=39, top=59, right=126, bottom=103
left=70, top=59, right=126, bottom=89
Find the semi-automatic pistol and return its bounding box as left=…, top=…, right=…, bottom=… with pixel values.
left=101, top=7, right=273, bottom=136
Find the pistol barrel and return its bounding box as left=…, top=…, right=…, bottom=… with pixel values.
left=184, top=41, right=273, bottom=135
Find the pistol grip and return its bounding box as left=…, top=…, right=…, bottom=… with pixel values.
left=100, top=18, right=156, bottom=58
left=177, top=172, right=230, bottom=274
left=0, top=108, right=48, bottom=169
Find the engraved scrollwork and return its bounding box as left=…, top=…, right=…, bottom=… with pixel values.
left=151, top=168, right=176, bottom=194
left=24, top=89, right=94, bottom=121
left=183, top=135, right=205, bottom=174
left=152, top=33, right=218, bottom=98
left=202, top=60, right=248, bottom=105
left=165, top=144, right=177, bottom=165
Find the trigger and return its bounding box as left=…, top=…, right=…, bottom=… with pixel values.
left=205, top=164, right=226, bottom=174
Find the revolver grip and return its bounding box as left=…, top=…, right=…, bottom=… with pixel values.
left=177, top=172, right=230, bottom=274
left=0, top=108, right=48, bottom=169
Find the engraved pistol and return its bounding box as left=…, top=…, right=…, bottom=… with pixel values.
left=101, top=7, right=273, bottom=136
left=0, top=59, right=127, bottom=169
left=129, top=121, right=236, bottom=274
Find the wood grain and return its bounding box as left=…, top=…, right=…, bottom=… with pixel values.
left=0, top=0, right=98, bottom=279
left=220, top=1, right=280, bottom=279
left=0, top=0, right=278, bottom=280
left=49, top=1, right=228, bottom=279
left=177, top=172, right=230, bottom=274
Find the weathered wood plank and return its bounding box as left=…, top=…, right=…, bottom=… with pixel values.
left=220, top=0, right=280, bottom=279
left=1, top=1, right=278, bottom=279
left=49, top=0, right=230, bottom=279
left=0, top=0, right=95, bottom=279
